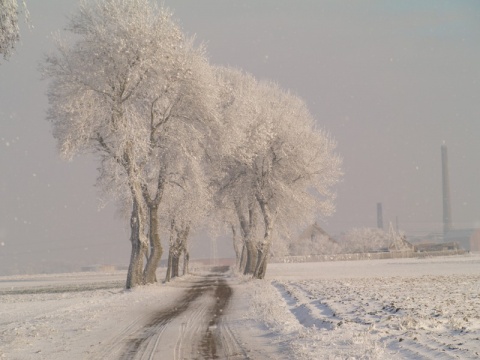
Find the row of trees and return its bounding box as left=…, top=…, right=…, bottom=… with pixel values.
left=43, top=0, right=342, bottom=288
left=340, top=227, right=391, bottom=253
left=287, top=227, right=392, bottom=256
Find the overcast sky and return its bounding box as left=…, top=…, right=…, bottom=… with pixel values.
left=1, top=0, right=479, bottom=274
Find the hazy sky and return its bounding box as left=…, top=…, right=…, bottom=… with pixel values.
left=1, top=0, right=479, bottom=274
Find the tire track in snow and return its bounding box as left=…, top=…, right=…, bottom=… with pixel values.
left=199, top=277, right=233, bottom=358
left=272, top=281, right=336, bottom=330
left=173, top=289, right=212, bottom=359
left=388, top=336, right=459, bottom=360
left=119, top=279, right=212, bottom=359
left=216, top=320, right=250, bottom=359
left=282, top=279, right=480, bottom=359
left=114, top=266, right=243, bottom=360
left=93, top=315, right=151, bottom=360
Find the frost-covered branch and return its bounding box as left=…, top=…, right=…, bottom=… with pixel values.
left=0, top=0, right=28, bottom=61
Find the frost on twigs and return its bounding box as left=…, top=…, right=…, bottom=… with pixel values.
left=211, top=67, right=342, bottom=278
left=0, top=0, right=29, bottom=61
left=0, top=0, right=20, bottom=60
left=43, top=0, right=220, bottom=288
left=43, top=0, right=341, bottom=285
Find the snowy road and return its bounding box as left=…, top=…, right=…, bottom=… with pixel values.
left=107, top=266, right=241, bottom=359
left=0, top=267, right=286, bottom=359
left=87, top=267, right=286, bottom=359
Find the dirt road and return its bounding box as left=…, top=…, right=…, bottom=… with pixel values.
left=116, top=266, right=250, bottom=360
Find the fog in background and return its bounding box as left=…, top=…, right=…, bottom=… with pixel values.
left=1, top=0, right=479, bottom=274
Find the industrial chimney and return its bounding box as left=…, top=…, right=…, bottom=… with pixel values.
left=441, top=144, right=452, bottom=235
left=377, top=202, right=384, bottom=229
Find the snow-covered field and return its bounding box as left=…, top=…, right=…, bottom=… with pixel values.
left=257, top=254, right=480, bottom=359
left=1, top=254, right=479, bottom=359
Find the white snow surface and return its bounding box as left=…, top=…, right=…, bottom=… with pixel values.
left=1, top=254, right=479, bottom=359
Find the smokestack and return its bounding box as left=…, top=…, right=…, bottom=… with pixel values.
left=441, top=144, right=452, bottom=234
left=377, top=203, right=384, bottom=229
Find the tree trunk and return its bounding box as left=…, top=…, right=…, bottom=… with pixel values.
left=165, top=249, right=173, bottom=282
left=143, top=204, right=162, bottom=284
left=174, top=224, right=189, bottom=278
left=231, top=223, right=243, bottom=270
left=239, top=242, right=247, bottom=272
left=243, top=240, right=258, bottom=275
left=142, top=173, right=165, bottom=284
left=234, top=199, right=257, bottom=275
left=254, top=242, right=271, bottom=279
left=126, top=199, right=147, bottom=289
left=253, top=194, right=274, bottom=279
left=183, top=251, right=189, bottom=275
left=165, top=220, right=176, bottom=283
left=123, top=145, right=149, bottom=289
left=172, top=254, right=180, bottom=278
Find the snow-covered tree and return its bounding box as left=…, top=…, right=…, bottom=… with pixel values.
left=249, top=83, right=342, bottom=278
left=156, top=133, right=212, bottom=282
left=131, top=34, right=217, bottom=285
left=164, top=218, right=189, bottom=281
left=288, top=223, right=341, bottom=256
left=43, top=0, right=218, bottom=288
left=213, top=67, right=342, bottom=278
left=340, top=227, right=390, bottom=253
left=0, top=0, right=27, bottom=60
left=211, top=67, right=268, bottom=274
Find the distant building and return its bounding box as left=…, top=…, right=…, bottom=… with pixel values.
left=444, top=229, right=480, bottom=252
left=291, top=222, right=340, bottom=255
left=389, top=234, right=416, bottom=252
left=299, top=222, right=337, bottom=244
left=388, top=222, right=415, bottom=252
